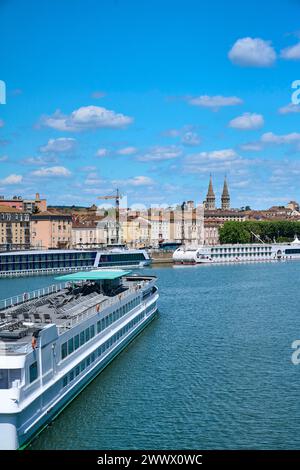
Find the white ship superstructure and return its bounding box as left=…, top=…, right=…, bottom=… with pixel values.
left=173, top=236, right=300, bottom=264
left=0, top=248, right=151, bottom=278
left=0, top=269, right=158, bottom=449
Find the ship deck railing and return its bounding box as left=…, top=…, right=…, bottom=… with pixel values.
left=0, top=265, right=94, bottom=279
left=0, top=282, right=69, bottom=311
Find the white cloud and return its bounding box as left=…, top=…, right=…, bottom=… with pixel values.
left=229, top=112, right=264, bottom=130
left=228, top=37, right=276, bottom=67
left=183, top=148, right=249, bottom=174
left=240, top=131, right=300, bottom=153
left=261, top=132, right=300, bottom=145
left=40, top=137, right=77, bottom=153
left=95, top=148, right=109, bottom=157
left=120, top=176, right=155, bottom=186
left=231, top=180, right=251, bottom=188
left=181, top=131, right=201, bottom=146
left=85, top=177, right=103, bottom=186
left=240, top=142, right=263, bottom=152
left=163, top=126, right=201, bottom=146
left=116, top=146, right=138, bottom=155
left=278, top=103, right=300, bottom=114
left=137, top=145, right=183, bottom=162
left=0, top=119, right=4, bottom=128
left=22, top=156, right=57, bottom=166
left=1, top=174, right=23, bottom=184
left=41, top=106, right=133, bottom=132
left=32, top=166, right=71, bottom=177
left=280, top=42, right=300, bottom=60
left=0, top=155, right=8, bottom=162
left=188, top=148, right=238, bottom=162
left=187, top=95, right=243, bottom=110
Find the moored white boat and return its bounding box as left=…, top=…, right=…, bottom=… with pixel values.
left=173, top=236, right=300, bottom=265
left=0, top=269, right=158, bottom=449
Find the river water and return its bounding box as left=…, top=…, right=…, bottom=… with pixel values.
left=1, top=262, right=300, bottom=449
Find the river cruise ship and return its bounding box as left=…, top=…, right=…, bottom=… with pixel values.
left=0, top=269, right=159, bottom=449
left=0, top=248, right=151, bottom=278
left=173, top=236, right=300, bottom=264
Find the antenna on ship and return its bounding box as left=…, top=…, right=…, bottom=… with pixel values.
left=250, top=231, right=265, bottom=244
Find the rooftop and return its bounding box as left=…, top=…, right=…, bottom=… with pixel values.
left=0, top=205, right=25, bottom=213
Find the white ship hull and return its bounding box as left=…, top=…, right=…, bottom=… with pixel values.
left=0, top=271, right=158, bottom=449
left=173, top=239, right=300, bottom=265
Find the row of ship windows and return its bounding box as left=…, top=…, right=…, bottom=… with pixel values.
left=0, top=262, right=94, bottom=271
left=61, top=297, right=141, bottom=360
left=211, top=247, right=272, bottom=252
left=0, top=253, right=96, bottom=263
left=211, top=252, right=272, bottom=257
left=99, top=253, right=145, bottom=262
left=62, top=311, right=147, bottom=388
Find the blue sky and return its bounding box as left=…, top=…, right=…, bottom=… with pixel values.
left=1, top=0, right=300, bottom=209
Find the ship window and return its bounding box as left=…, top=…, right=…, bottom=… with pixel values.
left=75, top=366, right=80, bottom=376
left=97, top=320, right=101, bottom=333
left=68, top=338, right=74, bottom=355
left=90, top=325, right=95, bottom=338
left=29, top=362, right=38, bottom=383
left=61, top=342, right=68, bottom=360
left=63, top=376, right=68, bottom=388
left=80, top=360, right=85, bottom=372
left=85, top=328, right=90, bottom=342
left=0, top=369, right=8, bottom=389
left=86, top=356, right=90, bottom=367
left=74, top=335, right=80, bottom=350
left=69, top=370, right=74, bottom=382
left=80, top=331, right=85, bottom=346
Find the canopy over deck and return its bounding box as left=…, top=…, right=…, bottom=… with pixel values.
left=55, top=269, right=131, bottom=282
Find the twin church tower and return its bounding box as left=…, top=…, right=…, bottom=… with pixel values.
left=204, top=175, right=230, bottom=211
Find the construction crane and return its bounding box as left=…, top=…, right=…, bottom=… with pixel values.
left=97, top=189, right=122, bottom=245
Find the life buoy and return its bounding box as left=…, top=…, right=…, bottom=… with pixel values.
left=96, top=304, right=100, bottom=312
left=31, top=336, right=37, bottom=349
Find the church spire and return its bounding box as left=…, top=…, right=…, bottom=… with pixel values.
left=205, top=174, right=216, bottom=210
left=221, top=176, right=230, bottom=210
